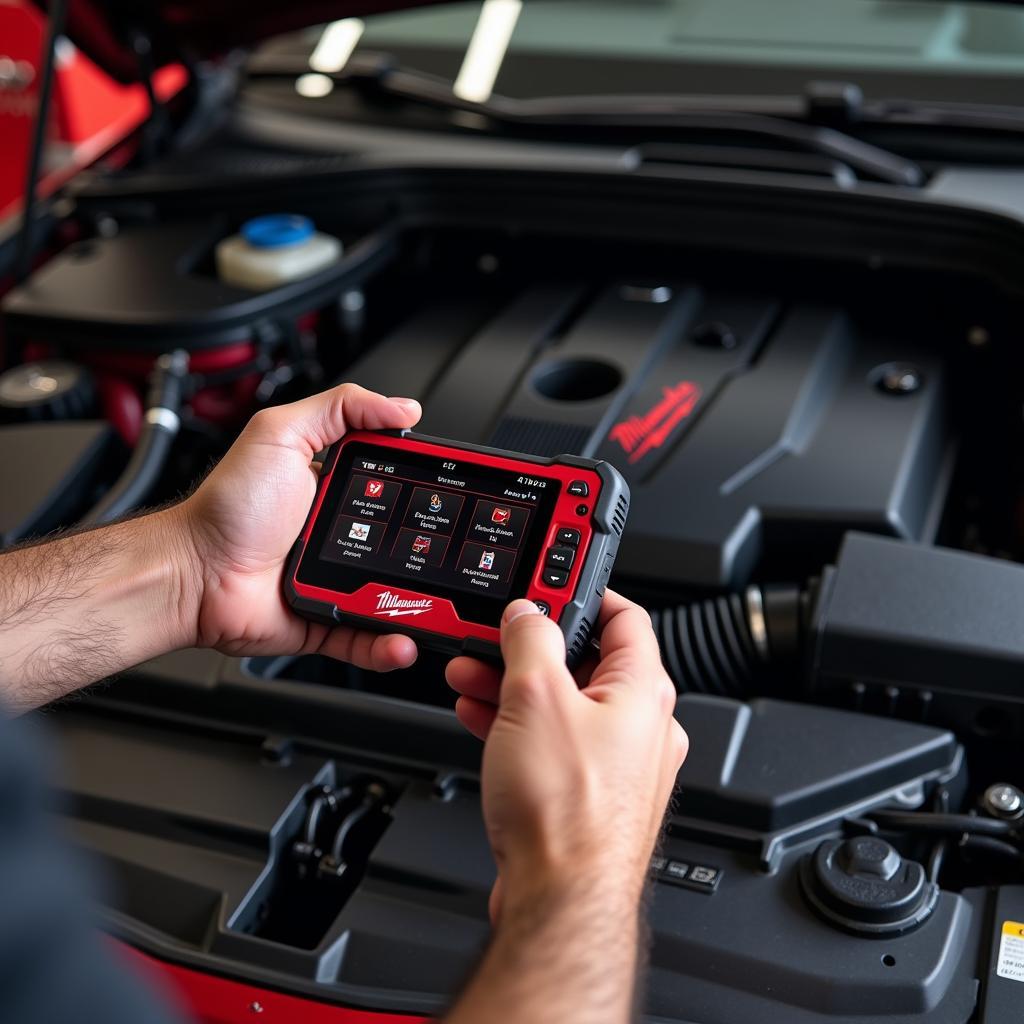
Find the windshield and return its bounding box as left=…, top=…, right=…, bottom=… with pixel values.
left=256, top=0, right=1024, bottom=106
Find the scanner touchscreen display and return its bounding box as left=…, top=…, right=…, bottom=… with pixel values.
left=296, top=441, right=561, bottom=625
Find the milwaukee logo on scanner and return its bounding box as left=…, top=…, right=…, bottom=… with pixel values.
left=609, top=381, right=702, bottom=464
left=374, top=591, right=434, bottom=617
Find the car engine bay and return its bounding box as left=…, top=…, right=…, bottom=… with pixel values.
left=4, top=23, right=1024, bottom=1021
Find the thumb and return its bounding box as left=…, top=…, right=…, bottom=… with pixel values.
left=250, top=383, right=421, bottom=459
left=499, top=600, right=575, bottom=708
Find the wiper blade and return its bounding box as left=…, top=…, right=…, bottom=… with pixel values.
left=866, top=96, right=1024, bottom=134
left=248, top=54, right=922, bottom=187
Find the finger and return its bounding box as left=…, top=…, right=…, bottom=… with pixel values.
left=319, top=627, right=418, bottom=672
left=251, top=383, right=421, bottom=459
left=499, top=600, right=575, bottom=709
left=455, top=696, right=498, bottom=741
left=596, top=589, right=661, bottom=666
left=446, top=657, right=502, bottom=704
left=583, top=593, right=678, bottom=723
left=582, top=590, right=665, bottom=700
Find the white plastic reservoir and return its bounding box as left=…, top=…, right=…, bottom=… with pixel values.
left=215, top=214, right=342, bottom=290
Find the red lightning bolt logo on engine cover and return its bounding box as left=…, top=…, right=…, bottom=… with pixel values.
left=609, top=380, right=702, bottom=464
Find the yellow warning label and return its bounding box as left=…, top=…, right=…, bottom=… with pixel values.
left=998, top=920, right=1024, bottom=983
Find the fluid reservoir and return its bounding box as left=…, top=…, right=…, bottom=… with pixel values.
left=215, top=215, right=342, bottom=290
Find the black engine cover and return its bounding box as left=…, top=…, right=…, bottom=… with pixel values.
left=346, top=281, right=951, bottom=590
left=48, top=684, right=981, bottom=1024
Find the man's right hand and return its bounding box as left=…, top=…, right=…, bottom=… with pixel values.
left=443, top=591, right=686, bottom=1024
left=446, top=589, right=687, bottom=923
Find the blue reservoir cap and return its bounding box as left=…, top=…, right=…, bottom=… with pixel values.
left=241, top=214, right=314, bottom=249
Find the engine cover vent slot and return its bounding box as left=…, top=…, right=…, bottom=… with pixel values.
left=489, top=417, right=590, bottom=458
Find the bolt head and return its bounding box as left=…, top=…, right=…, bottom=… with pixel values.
left=984, top=783, right=1023, bottom=818
left=877, top=364, right=922, bottom=395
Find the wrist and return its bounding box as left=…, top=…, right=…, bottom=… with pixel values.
left=499, top=848, right=648, bottom=930
left=91, top=506, right=205, bottom=658
left=461, top=857, right=644, bottom=1024
left=150, top=502, right=206, bottom=652
left=499, top=817, right=654, bottom=907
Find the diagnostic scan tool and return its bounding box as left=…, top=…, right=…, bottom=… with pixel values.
left=285, top=430, right=629, bottom=662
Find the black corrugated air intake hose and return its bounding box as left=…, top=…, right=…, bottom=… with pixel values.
left=81, top=350, right=189, bottom=526
left=652, top=530, right=1024, bottom=742
left=649, top=584, right=811, bottom=697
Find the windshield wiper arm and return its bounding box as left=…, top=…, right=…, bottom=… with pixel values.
left=250, top=54, right=922, bottom=187
left=501, top=97, right=923, bottom=186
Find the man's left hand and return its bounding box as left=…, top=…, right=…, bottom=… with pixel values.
left=179, top=383, right=421, bottom=672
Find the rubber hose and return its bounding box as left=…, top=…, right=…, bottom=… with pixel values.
left=958, top=834, right=1024, bottom=864
left=869, top=810, right=1016, bottom=837
left=649, top=592, right=761, bottom=697
left=81, top=350, right=188, bottom=525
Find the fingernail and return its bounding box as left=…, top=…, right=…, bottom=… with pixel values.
left=389, top=396, right=421, bottom=411
left=504, top=599, right=542, bottom=624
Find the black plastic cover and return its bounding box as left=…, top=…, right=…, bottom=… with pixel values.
left=2, top=224, right=398, bottom=350
left=810, top=532, right=1024, bottom=737
left=47, top=688, right=976, bottom=1023
left=672, top=694, right=958, bottom=832
left=349, top=284, right=951, bottom=590
left=0, top=421, right=115, bottom=545
left=976, top=885, right=1024, bottom=1023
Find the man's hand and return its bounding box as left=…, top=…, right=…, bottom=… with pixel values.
left=0, top=383, right=421, bottom=711
left=444, top=591, right=686, bottom=1024
left=179, top=383, right=420, bottom=671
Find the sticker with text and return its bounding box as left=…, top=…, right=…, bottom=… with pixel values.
left=997, top=920, right=1024, bottom=983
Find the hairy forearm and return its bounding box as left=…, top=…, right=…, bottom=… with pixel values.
left=445, top=870, right=646, bottom=1024
left=0, top=507, right=200, bottom=712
